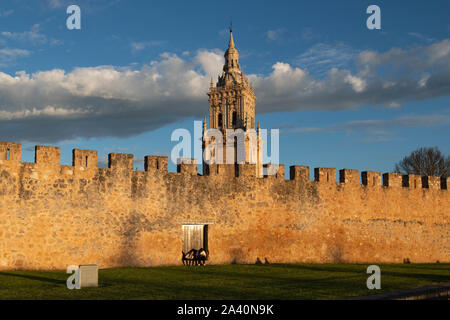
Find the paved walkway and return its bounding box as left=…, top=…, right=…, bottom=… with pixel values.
left=343, top=283, right=450, bottom=300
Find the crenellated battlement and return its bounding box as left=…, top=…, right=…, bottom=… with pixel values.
left=144, top=155, right=168, bottom=172
left=314, top=168, right=336, bottom=184
left=108, top=153, right=134, bottom=170
left=339, top=169, right=359, bottom=185
left=0, top=140, right=448, bottom=270
left=35, top=145, right=61, bottom=167
left=73, top=149, right=98, bottom=169
left=289, top=165, right=310, bottom=181
left=0, top=141, right=448, bottom=190
left=0, top=142, right=21, bottom=161
left=177, top=158, right=198, bottom=175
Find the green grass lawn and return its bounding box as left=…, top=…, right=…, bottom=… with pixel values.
left=0, top=263, right=448, bottom=300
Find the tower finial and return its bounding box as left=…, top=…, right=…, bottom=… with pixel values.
left=228, top=24, right=235, bottom=49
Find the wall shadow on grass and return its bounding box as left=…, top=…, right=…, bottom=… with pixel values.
left=0, top=272, right=64, bottom=285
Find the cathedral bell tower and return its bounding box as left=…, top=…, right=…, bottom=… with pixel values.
left=203, top=27, right=263, bottom=177
left=208, top=28, right=256, bottom=131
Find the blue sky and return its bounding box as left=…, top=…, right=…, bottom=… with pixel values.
left=0, top=0, right=449, bottom=176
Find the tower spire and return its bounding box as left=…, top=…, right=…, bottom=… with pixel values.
left=223, top=26, right=240, bottom=76
left=228, top=26, right=235, bottom=49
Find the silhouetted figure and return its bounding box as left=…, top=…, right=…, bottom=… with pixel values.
left=264, top=258, right=270, bottom=264
left=255, top=257, right=262, bottom=265
left=197, top=248, right=209, bottom=266
left=182, top=251, right=186, bottom=265
left=403, top=258, right=411, bottom=264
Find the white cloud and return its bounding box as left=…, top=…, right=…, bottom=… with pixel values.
left=0, top=106, right=90, bottom=120
left=296, top=42, right=357, bottom=76
left=408, top=32, right=436, bottom=43
left=0, top=50, right=224, bottom=142
left=357, top=40, right=450, bottom=77
left=0, top=40, right=449, bottom=142
left=345, top=74, right=366, bottom=93
left=1, top=24, right=48, bottom=45
left=255, top=39, right=450, bottom=112
left=130, top=40, right=166, bottom=53
left=195, top=49, right=224, bottom=77
left=266, top=29, right=285, bottom=42
left=0, top=48, right=31, bottom=58
left=0, top=48, right=31, bottom=66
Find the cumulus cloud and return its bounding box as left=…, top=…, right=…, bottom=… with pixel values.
left=255, top=39, right=450, bottom=113
left=0, top=51, right=224, bottom=142
left=0, top=40, right=449, bottom=142
left=194, top=49, right=224, bottom=77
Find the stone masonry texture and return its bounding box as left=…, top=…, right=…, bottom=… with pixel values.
left=0, top=141, right=448, bottom=270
